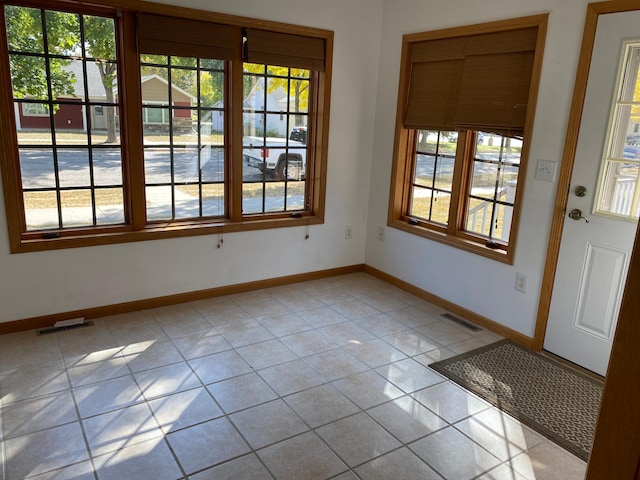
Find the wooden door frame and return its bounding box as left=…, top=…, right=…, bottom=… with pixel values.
left=532, top=1, right=640, bottom=476
left=533, top=0, right=640, bottom=351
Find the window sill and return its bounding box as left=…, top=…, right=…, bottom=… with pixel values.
left=12, top=214, right=323, bottom=253
left=388, top=218, right=514, bottom=265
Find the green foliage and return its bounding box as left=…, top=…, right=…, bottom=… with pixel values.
left=5, top=6, right=76, bottom=99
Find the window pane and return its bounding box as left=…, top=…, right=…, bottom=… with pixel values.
left=60, top=189, right=93, bottom=227
left=95, top=187, right=124, bottom=225
left=45, top=10, right=79, bottom=56
left=6, top=6, right=123, bottom=231
left=242, top=64, right=309, bottom=215
left=466, top=133, right=520, bottom=243
left=597, top=161, right=640, bottom=217
left=410, top=130, right=456, bottom=224
left=141, top=54, right=225, bottom=222
left=93, top=148, right=123, bottom=186
left=58, top=149, right=90, bottom=187
left=24, top=191, right=58, bottom=231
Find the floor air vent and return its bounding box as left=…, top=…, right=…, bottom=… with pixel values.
left=37, top=321, right=94, bottom=336
left=441, top=313, right=482, bottom=332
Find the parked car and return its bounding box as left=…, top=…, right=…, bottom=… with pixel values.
left=243, top=136, right=306, bottom=180
left=289, top=126, right=307, bottom=144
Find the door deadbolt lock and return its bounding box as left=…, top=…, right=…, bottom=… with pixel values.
left=568, top=208, right=589, bottom=223
left=574, top=185, right=587, bottom=197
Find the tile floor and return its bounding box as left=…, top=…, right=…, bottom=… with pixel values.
left=0, top=272, right=588, bottom=480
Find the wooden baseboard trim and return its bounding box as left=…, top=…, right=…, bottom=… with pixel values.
left=0, top=264, right=366, bottom=335
left=364, top=265, right=534, bottom=349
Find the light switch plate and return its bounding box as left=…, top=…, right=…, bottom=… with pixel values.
left=535, top=159, right=557, bottom=182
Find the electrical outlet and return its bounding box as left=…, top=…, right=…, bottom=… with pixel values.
left=515, top=272, right=527, bottom=293
left=345, top=225, right=353, bottom=240
left=378, top=226, right=385, bottom=242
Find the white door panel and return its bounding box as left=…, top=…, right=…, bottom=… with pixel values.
left=544, top=11, right=640, bottom=376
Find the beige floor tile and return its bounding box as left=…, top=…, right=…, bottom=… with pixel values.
left=317, top=322, right=376, bottom=346
left=367, top=396, right=447, bottom=444
left=309, top=287, right=357, bottom=306
left=111, top=323, right=169, bottom=345
left=284, top=384, right=359, bottom=428
left=509, top=441, right=587, bottom=480
left=67, top=357, right=129, bottom=387
left=217, top=320, right=275, bottom=348
left=1, top=390, right=78, bottom=440
left=476, top=463, right=530, bottom=480
left=157, top=316, right=211, bottom=340
left=346, top=338, right=407, bottom=368
left=167, top=417, right=250, bottom=474
left=241, top=299, right=290, bottom=318
left=122, top=340, right=184, bottom=373
left=376, top=358, right=445, bottom=393
left=208, top=372, right=278, bottom=414
left=188, top=350, right=252, bottom=385
left=172, top=331, right=231, bottom=360
left=20, top=461, right=95, bottom=480
left=257, top=312, right=314, bottom=337
left=74, top=375, right=144, bottom=418
left=0, top=332, right=62, bottom=371
left=330, top=300, right=381, bottom=320
left=280, top=329, right=339, bottom=357
left=316, top=412, right=401, bottom=468
left=83, top=403, right=162, bottom=456
left=258, top=359, right=325, bottom=396
left=148, top=387, right=223, bottom=433
left=236, top=338, right=298, bottom=369
left=359, top=293, right=408, bottom=313
left=229, top=399, right=308, bottom=449
left=259, top=431, right=348, bottom=480
left=332, top=370, right=404, bottom=410
left=228, top=290, right=272, bottom=307
left=134, top=363, right=202, bottom=399
left=356, top=314, right=410, bottom=337
left=3, top=423, right=89, bottom=480
left=386, top=306, right=438, bottom=328
left=413, top=347, right=458, bottom=365
left=382, top=330, right=441, bottom=357
left=415, top=321, right=473, bottom=346
left=457, top=408, right=544, bottom=458
left=277, top=293, right=326, bottom=312
left=92, top=437, right=182, bottom=480
left=0, top=363, right=70, bottom=405
left=298, top=306, right=348, bottom=328
left=448, top=336, right=493, bottom=354
left=355, top=447, right=442, bottom=480
left=410, top=426, right=501, bottom=480
left=201, top=307, right=253, bottom=328
left=304, top=348, right=369, bottom=381
left=190, top=454, right=272, bottom=480
left=412, top=381, right=490, bottom=424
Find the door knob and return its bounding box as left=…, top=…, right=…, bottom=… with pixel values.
left=568, top=208, right=589, bottom=223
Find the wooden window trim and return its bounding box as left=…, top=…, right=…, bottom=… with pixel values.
left=0, top=0, right=333, bottom=253
left=388, top=14, right=548, bottom=265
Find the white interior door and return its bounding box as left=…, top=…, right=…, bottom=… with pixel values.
left=544, top=11, right=640, bottom=376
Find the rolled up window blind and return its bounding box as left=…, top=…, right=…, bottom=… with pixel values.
left=244, top=28, right=325, bottom=71
left=137, top=13, right=241, bottom=60
left=403, top=26, right=538, bottom=137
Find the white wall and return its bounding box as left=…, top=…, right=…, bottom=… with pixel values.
left=365, top=0, right=592, bottom=337
left=0, top=0, right=383, bottom=323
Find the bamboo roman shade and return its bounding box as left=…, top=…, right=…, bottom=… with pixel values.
left=404, top=26, right=539, bottom=137
left=245, top=28, right=326, bottom=71
left=137, top=14, right=242, bottom=61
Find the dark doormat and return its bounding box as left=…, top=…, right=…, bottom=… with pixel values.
left=429, top=339, right=603, bottom=460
